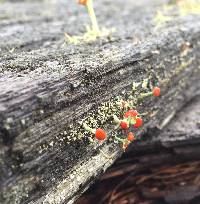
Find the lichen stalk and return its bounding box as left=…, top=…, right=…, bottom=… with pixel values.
left=86, top=0, right=100, bottom=34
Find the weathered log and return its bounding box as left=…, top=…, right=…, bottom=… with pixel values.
left=0, top=0, right=200, bottom=204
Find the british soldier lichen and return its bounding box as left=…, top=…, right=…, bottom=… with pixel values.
left=65, top=80, right=161, bottom=151
left=65, top=0, right=115, bottom=44
left=39, top=77, right=161, bottom=155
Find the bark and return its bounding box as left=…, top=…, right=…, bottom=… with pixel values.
left=0, top=0, right=200, bottom=203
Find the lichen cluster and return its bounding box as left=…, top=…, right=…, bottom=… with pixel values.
left=154, top=0, right=200, bottom=27
left=58, top=79, right=160, bottom=151
left=65, top=0, right=115, bottom=44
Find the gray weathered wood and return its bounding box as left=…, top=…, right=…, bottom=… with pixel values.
left=0, top=0, right=200, bottom=203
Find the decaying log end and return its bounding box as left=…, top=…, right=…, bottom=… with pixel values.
left=0, top=0, right=200, bottom=203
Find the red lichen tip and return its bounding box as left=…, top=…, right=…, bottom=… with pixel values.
left=122, top=142, right=129, bottom=151
left=120, top=121, right=129, bottom=130
left=153, top=87, right=161, bottom=97
left=95, top=128, right=106, bottom=141
left=127, top=132, right=135, bottom=141
left=124, top=109, right=138, bottom=118
left=78, top=0, right=88, bottom=5
left=133, top=117, right=143, bottom=128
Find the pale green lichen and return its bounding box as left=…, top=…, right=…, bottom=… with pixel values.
left=63, top=55, right=198, bottom=147
left=60, top=78, right=154, bottom=144
left=154, top=0, right=200, bottom=28
left=65, top=27, right=116, bottom=45
left=38, top=76, right=158, bottom=154
left=65, top=0, right=116, bottom=45
left=154, top=10, right=173, bottom=27
left=178, top=0, right=200, bottom=16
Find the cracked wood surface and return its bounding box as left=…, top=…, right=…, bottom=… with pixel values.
left=0, top=0, right=200, bottom=203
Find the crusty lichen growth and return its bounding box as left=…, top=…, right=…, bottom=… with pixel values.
left=38, top=76, right=158, bottom=154
left=178, top=0, right=200, bottom=15
left=65, top=0, right=116, bottom=45
left=154, top=0, right=200, bottom=27
left=65, top=27, right=116, bottom=45
left=57, top=78, right=156, bottom=145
